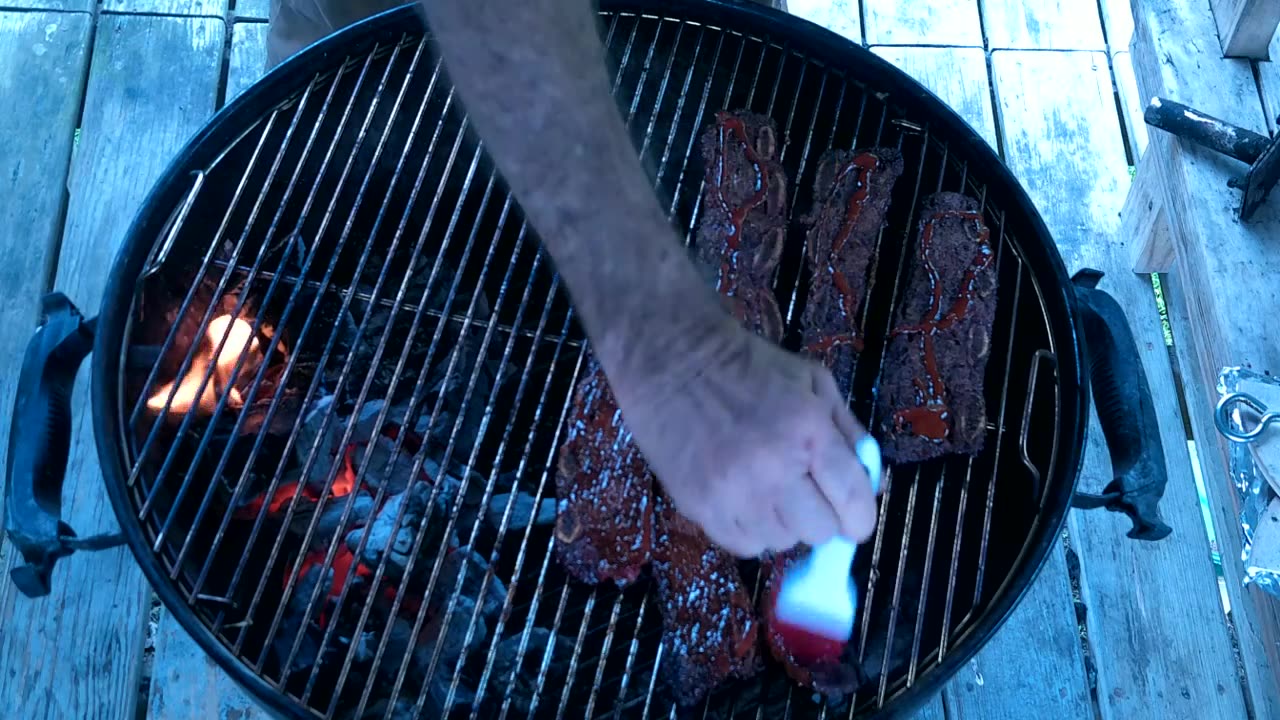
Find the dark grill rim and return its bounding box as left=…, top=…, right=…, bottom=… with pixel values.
left=92, top=2, right=1090, bottom=719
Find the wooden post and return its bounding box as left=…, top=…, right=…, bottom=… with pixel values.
left=1211, top=0, right=1280, bottom=58
left=1123, top=148, right=1176, bottom=273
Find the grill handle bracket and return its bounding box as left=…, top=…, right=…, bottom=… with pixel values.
left=4, top=292, right=124, bottom=598
left=1068, top=268, right=1172, bottom=541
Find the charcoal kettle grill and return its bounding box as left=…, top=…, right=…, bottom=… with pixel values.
left=5, top=2, right=1172, bottom=718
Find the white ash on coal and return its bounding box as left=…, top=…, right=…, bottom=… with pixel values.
left=345, top=483, right=457, bottom=582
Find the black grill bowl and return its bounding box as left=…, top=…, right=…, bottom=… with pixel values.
left=81, top=2, right=1104, bottom=719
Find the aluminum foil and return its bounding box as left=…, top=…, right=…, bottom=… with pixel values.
left=1217, top=367, right=1280, bottom=595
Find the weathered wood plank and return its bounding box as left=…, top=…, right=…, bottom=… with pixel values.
left=1211, top=0, right=1280, bottom=58
left=0, top=6, right=90, bottom=573
left=1, top=0, right=92, bottom=10
left=1099, top=0, right=1136, bottom=51
left=982, top=0, right=1106, bottom=50
left=148, top=607, right=263, bottom=720
left=0, top=14, right=224, bottom=720
left=102, top=0, right=228, bottom=15
left=869, top=46, right=998, bottom=150
left=1111, top=52, right=1147, bottom=156
left=236, top=0, right=269, bottom=20
left=992, top=47, right=1250, bottom=720
left=942, top=546, right=1092, bottom=718
left=784, top=0, right=861, bottom=45
left=227, top=21, right=269, bottom=103
left=864, top=0, right=982, bottom=47
left=1160, top=262, right=1280, bottom=719
left=1130, top=0, right=1280, bottom=715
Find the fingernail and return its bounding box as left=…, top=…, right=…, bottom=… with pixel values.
left=855, top=436, right=882, bottom=495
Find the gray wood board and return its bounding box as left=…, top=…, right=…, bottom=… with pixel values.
left=0, top=14, right=224, bottom=720
left=869, top=46, right=999, bottom=150
left=1130, top=0, right=1280, bottom=711
left=876, top=43, right=1090, bottom=719
left=102, top=0, right=229, bottom=15
left=982, top=0, right=1106, bottom=50
left=227, top=21, right=269, bottom=103
left=942, top=546, right=1093, bottom=718
left=235, top=0, right=269, bottom=20
left=992, top=48, right=1249, bottom=720
left=0, top=0, right=92, bottom=10
left=784, top=0, right=861, bottom=44
left=0, top=7, right=90, bottom=572
left=148, top=606, right=263, bottom=720
left=863, top=0, right=982, bottom=46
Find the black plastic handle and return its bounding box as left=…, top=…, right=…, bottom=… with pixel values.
left=5, top=292, right=123, bottom=598
left=1068, top=269, right=1172, bottom=541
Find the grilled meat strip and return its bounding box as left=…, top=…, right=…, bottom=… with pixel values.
left=694, top=109, right=789, bottom=342
left=652, top=491, right=761, bottom=706
left=553, top=108, right=787, bottom=697
left=877, top=191, right=997, bottom=463
left=647, top=109, right=790, bottom=704
left=553, top=354, right=655, bottom=586
left=800, top=148, right=904, bottom=397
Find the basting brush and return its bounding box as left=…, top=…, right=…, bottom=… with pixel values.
left=769, top=435, right=883, bottom=665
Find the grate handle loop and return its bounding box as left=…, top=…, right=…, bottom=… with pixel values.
left=4, top=292, right=123, bottom=598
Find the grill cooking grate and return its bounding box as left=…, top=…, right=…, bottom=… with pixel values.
left=115, top=9, right=1063, bottom=720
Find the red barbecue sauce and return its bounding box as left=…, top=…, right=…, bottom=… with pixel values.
left=888, top=209, right=993, bottom=442
left=804, top=153, right=882, bottom=357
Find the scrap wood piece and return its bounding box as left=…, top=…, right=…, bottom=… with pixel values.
left=1210, top=0, right=1280, bottom=59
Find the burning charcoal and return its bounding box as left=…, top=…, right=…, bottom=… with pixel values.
left=364, top=618, right=416, bottom=685
left=481, top=629, right=576, bottom=716
left=235, top=362, right=303, bottom=437
left=435, top=467, right=489, bottom=537
left=425, top=546, right=507, bottom=621
left=274, top=560, right=326, bottom=675
left=346, top=483, right=456, bottom=580
left=295, top=394, right=341, bottom=489
left=416, top=595, right=489, bottom=673
left=354, top=434, right=426, bottom=496
left=486, top=491, right=557, bottom=530
left=298, top=491, right=376, bottom=550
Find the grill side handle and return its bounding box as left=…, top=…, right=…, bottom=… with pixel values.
left=4, top=292, right=124, bottom=598
left=1068, top=268, right=1173, bottom=541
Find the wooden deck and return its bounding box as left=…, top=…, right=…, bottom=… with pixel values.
left=0, top=0, right=1273, bottom=718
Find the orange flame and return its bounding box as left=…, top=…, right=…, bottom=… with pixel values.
left=147, top=314, right=261, bottom=415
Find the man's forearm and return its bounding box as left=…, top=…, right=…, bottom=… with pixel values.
left=417, top=0, right=734, bottom=381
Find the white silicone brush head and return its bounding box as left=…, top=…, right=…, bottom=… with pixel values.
left=771, top=436, right=883, bottom=640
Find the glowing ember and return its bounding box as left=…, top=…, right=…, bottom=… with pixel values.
left=147, top=314, right=265, bottom=415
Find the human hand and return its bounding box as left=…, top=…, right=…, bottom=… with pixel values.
left=607, top=323, right=883, bottom=557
